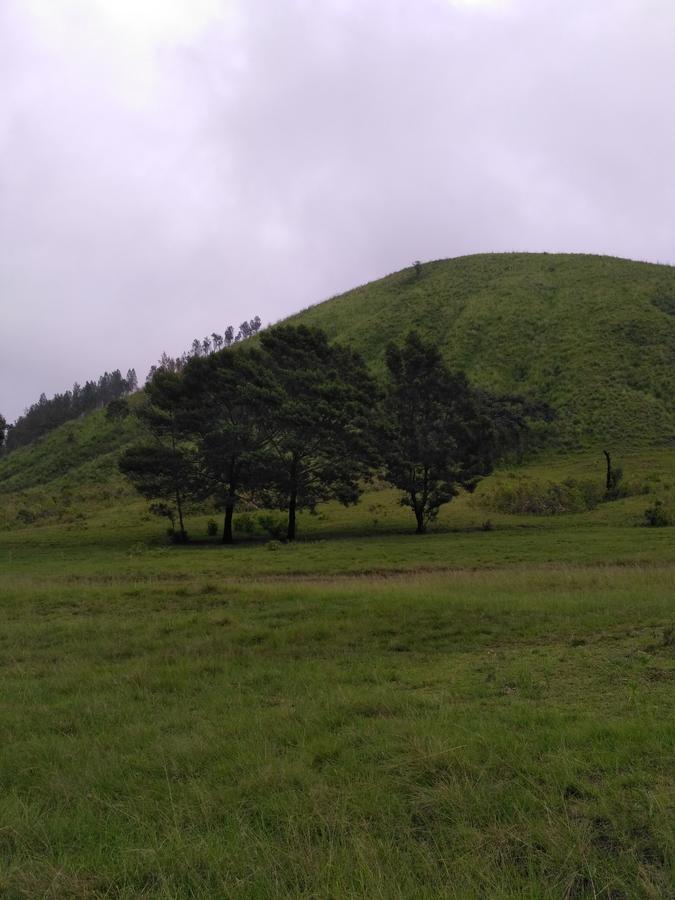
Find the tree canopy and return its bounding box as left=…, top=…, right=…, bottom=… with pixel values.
left=181, top=346, right=281, bottom=543
left=119, top=325, right=540, bottom=542
left=258, top=325, right=377, bottom=540
left=119, top=370, right=202, bottom=541
left=379, top=332, right=500, bottom=533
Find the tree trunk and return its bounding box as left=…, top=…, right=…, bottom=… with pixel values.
left=175, top=488, right=187, bottom=542
left=222, top=482, right=236, bottom=545
left=287, top=489, right=297, bottom=542
left=418, top=466, right=429, bottom=535
left=603, top=450, right=612, bottom=493
left=287, top=453, right=299, bottom=542
left=415, top=506, right=426, bottom=534
left=171, top=426, right=187, bottom=542
left=222, top=505, right=234, bottom=544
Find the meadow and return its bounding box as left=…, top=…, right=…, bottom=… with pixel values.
left=1, top=448, right=673, bottom=898
left=2, top=250, right=674, bottom=895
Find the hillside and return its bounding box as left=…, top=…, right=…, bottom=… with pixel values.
left=1, top=252, right=674, bottom=518
left=289, top=253, right=675, bottom=449
left=1, top=251, right=674, bottom=898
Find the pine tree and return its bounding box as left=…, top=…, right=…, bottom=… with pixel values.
left=182, top=347, right=280, bottom=544
left=119, top=370, right=201, bottom=542
left=259, top=325, right=376, bottom=541
left=379, top=332, right=495, bottom=534
left=125, top=368, right=138, bottom=393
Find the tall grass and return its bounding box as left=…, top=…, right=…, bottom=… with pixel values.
left=1, top=562, right=673, bottom=897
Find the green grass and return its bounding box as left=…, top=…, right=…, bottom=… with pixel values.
left=1, top=559, right=673, bottom=898
left=1, top=253, right=674, bottom=896
left=290, top=252, right=675, bottom=448
left=2, top=446, right=673, bottom=569
left=1, top=447, right=674, bottom=897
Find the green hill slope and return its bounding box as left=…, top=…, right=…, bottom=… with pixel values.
left=289, top=252, right=675, bottom=448
left=0, top=407, right=141, bottom=529
left=1, top=252, right=674, bottom=518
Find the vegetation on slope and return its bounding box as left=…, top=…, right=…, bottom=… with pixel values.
left=2, top=253, right=674, bottom=531
left=289, top=252, right=675, bottom=448
left=3, top=367, right=138, bottom=453
left=0, top=407, right=141, bottom=530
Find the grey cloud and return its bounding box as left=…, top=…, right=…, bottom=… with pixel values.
left=2, top=0, right=674, bottom=421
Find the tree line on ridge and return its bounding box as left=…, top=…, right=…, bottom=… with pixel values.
left=0, top=318, right=265, bottom=456
left=2, top=368, right=138, bottom=454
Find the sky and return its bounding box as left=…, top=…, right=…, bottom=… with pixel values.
left=2, top=0, right=675, bottom=422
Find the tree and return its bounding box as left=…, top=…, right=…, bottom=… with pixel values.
left=379, top=332, right=496, bottom=534
left=259, top=325, right=376, bottom=541
left=602, top=449, right=623, bottom=499
left=4, top=363, right=138, bottom=453
left=125, top=368, right=138, bottom=393
left=476, top=392, right=554, bottom=463
left=105, top=398, right=130, bottom=421
left=182, top=347, right=279, bottom=544
left=119, top=370, right=200, bottom=541
left=0, top=413, right=7, bottom=451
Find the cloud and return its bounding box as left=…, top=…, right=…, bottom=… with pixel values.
left=2, top=0, right=674, bottom=421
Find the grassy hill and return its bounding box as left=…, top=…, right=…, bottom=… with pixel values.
left=289, top=252, right=675, bottom=449
left=1, top=252, right=674, bottom=528
left=1, top=253, right=674, bottom=897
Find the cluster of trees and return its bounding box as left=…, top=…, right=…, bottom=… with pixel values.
left=146, top=317, right=262, bottom=383
left=120, top=326, right=547, bottom=541
left=3, top=369, right=138, bottom=454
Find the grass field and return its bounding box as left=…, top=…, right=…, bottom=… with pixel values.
left=2, top=254, right=674, bottom=896
left=1, top=447, right=674, bottom=898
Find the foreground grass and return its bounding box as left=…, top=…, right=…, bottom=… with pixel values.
left=1, top=561, right=673, bottom=898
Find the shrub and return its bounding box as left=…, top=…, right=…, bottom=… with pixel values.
left=644, top=500, right=673, bottom=527
left=16, top=508, right=37, bottom=525
left=257, top=513, right=287, bottom=540
left=604, top=464, right=624, bottom=499
left=485, top=478, right=604, bottom=515
left=235, top=513, right=258, bottom=535
left=206, top=519, right=218, bottom=537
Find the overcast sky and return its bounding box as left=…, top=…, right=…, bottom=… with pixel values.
left=2, top=0, right=674, bottom=422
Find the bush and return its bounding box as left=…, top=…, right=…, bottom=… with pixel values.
left=257, top=513, right=287, bottom=540
left=235, top=513, right=259, bottom=535
left=485, top=478, right=604, bottom=515
left=644, top=500, right=673, bottom=527
left=604, top=465, right=624, bottom=500
left=206, top=519, right=218, bottom=537
left=16, top=508, right=37, bottom=525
